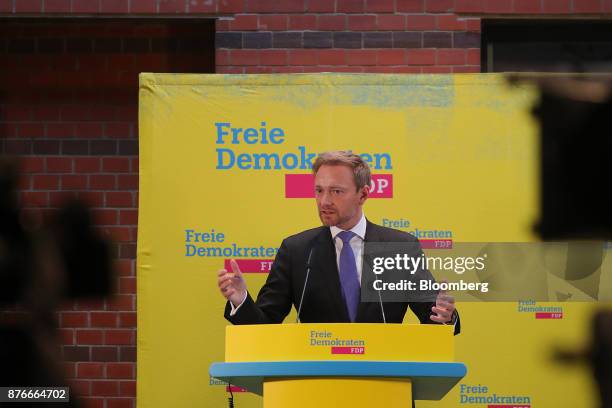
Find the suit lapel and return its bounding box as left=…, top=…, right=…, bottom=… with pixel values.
left=314, top=228, right=350, bottom=322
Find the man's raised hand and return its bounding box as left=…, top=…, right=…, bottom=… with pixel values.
left=217, top=259, right=247, bottom=307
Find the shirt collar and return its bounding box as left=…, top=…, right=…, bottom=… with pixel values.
left=330, top=213, right=366, bottom=241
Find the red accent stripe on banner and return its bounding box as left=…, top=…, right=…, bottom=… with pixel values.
left=285, top=174, right=393, bottom=198
left=535, top=312, right=563, bottom=319
left=488, top=405, right=531, bottom=408
left=224, top=259, right=274, bottom=273
left=419, top=239, right=453, bottom=249
left=331, top=347, right=365, bottom=354
left=226, top=385, right=247, bottom=393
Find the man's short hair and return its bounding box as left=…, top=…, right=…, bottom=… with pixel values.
left=312, top=151, right=371, bottom=191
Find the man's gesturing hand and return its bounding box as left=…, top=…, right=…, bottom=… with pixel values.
left=430, top=283, right=455, bottom=324
left=217, top=259, right=247, bottom=307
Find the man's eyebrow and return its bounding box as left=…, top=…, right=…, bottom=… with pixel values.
left=315, top=184, right=347, bottom=189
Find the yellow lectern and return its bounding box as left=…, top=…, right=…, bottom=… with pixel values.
left=210, top=324, right=466, bottom=408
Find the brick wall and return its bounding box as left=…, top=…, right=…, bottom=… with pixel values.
left=1, top=1, right=610, bottom=408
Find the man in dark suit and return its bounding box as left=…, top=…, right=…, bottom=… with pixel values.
left=218, top=151, right=459, bottom=334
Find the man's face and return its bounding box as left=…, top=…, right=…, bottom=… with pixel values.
left=315, top=164, right=368, bottom=230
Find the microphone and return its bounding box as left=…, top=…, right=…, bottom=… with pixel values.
left=295, top=246, right=315, bottom=323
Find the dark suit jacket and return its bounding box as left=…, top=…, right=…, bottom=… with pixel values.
left=224, top=220, right=460, bottom=334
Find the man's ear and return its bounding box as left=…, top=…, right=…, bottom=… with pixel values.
left=359, top=185, right=369, bottom=203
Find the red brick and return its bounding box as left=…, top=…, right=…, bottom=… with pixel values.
left=259, top=50, right=288, bottom=66
left=466, top=18, right=480, bottom=31
left=93, top=209, right=118, bottom=225
left=100, top=0, right=128, bottom=12
left=62, top=175, right=87, bottom=190
left=60, top=312, right=88, bottom=327
left=119, top=210, right=138, bottom=226
left=467, top=48, right=480, bottom=64
left=573, top=0, right=602, bottom=12
left=75, top=299, right=106, bottom=311
left=19, top=123, right=45, bottom=138
left=407, top=49, right=436, bottom=65
left=108, top=295, right=134, bottom=311
left=158, top=0, right=185, bottom=12
left=75, top=158, right=100, bottom=173
left=90, top=175, right=116, bottom=190
left=229, top=14, right=258, bottom=30
left=543, top=0, right=571, bottom=12
left=318, top=14, right=346, bottom=30
left=452, top=65, right=479, bottom=72
left=63, top=362, right=76, bottom=379
left=348, top=15, right=377, bottom=31
left=437, top=49, right=466, bottom=65
left=103, top=158, right=130, bottom=173
left=59, top=328, right=75, bottom=345
left=71, top=0, right=99, bottom=12
left=70, top=380, right=91, bottom=397
left=318, top=49, right=346, bottom=65
left=91, top=380, right=119, bottom=397
left=91, top=312, right=118, bottom=328
left=288, top=49, right=318, bottom=65
left=106, top=192, right=133, bottom=207
left=91, top=346, right=118, bottom=362
left=347, top=50, right=377, bottom=66
left=107, top=363, right=134, bottom=379
left=422, top=66, right=453, bottom=73
left=33, top=175, right=60, bottom=190
left=77, top=362, right=104, bottom=378
left=377, top=14, right=406, bottom=30
left=437, top=14, right=467, bottom=30
left=406, top=14, right=436, bottom=30
left=258, top=14, right=288, bottom=30
left=119, top=312, right=137, bottom=328
left=77, top=330, right=104, bottom=345
left=21, top=157, right=45, bottom=173
left=289, top=14, right=317, bottom=30
left=230, top=50, right=260, bottom=66
left=117, top=174, right=138, bottom=190
left=105, top=123, right=131, bottom=138
left=20, top=192, right=46, bottom=207
left=0, top=0, right=10, bottom=11
left=104, top=226, right=132, bottom=242
left=307, top=0, right=335, bottom=11
left=115, top=260, right=134, bottom=276
left=218, top=0, right=245, bottom=12
left=32, top=105, right=59, bottom=121
left=455, top=0, right=485, bottom=12
left=337, top=0, right=365, bottom=12
left=377, top=49, right=406, bottom=65
left=44, top=0, right=71, bottom=12
left=513, top=0, right=542, bottom=12
left=484, top=0, right=513, bottom=12
left=80, top=398, right=103, bottom=408
left=107, top=399, right=133, bottom=408
left=105, top=329, right=134, bottom=345
left=189, top=0, right=216, bottom=11
left=119, top=381, right=136, bottom=397
left=425, top=0, right=454, bottom=12
left=396, top=0, right=425, bottom=12
left=366, top=0, right=394, bottom=11
left=16, top=0, right=42, bottom=12
left=119, top=277, right=136, bottom=294
left=246, top=0, right=303, bottom=11
left=604, top=0, right=612, bottom=11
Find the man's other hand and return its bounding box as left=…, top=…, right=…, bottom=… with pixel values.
left=217, top=259, right=247, bottom=307
left=430, top=282, right=455, bottom=324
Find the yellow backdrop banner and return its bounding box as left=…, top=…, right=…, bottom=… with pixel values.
left=138, top=73, right=598, bottom=408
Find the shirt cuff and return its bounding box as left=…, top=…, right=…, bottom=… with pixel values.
left=443, top=310, right=458, bottom=327
left=229, top=291, right=248, bottom=316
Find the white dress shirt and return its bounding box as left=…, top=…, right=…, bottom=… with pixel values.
left=230, top=213, right=367, bottom=315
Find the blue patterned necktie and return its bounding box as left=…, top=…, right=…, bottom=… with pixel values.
left=337, top=230, right=360, bottom=322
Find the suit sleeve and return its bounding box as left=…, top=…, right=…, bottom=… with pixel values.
left=407, top=239, right=461, bottom=335
left=224, top=239, right=293, bottom=324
